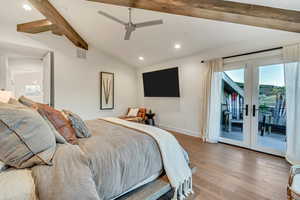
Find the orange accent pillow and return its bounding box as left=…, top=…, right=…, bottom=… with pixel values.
left=35, top=103, right=78, bottom=145
left=138, top=108, right=146, bottom=118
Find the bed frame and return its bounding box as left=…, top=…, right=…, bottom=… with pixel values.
left=117, top=166, right=197, bottom=200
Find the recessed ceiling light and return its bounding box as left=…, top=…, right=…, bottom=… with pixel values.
left=139, top=56, right=144, bottom=61
left=174, top=44, right=181, bottom=49
left=23, top=4, right=32, bottom=11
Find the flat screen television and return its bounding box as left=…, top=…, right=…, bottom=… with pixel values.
left=142, top=67, right=180, bottom=97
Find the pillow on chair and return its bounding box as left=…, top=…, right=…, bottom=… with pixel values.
left=0, top=91, right=13, bottom=103
left=127, top=108, right=139, bottom=117
left=138, top=108, right=147, bottom=119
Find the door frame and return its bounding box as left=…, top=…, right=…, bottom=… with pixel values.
left=250, top=57, right=286, bottom=157
left=219, top=56, right=286, bottom=157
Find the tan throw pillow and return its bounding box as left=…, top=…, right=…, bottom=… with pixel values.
left=35, top=104, right=78, bottom=145
left=0, top=102, right=56, bottom=168
left=127, top=108, right=139, bottom=117
left=8, top=98, right=66, bottom=144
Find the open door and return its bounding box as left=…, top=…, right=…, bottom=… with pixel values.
left=0, top=56, right=8, bottom=90
left=43, top=51, right=54, bottom=106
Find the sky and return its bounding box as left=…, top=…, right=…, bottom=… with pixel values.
left=225, top=64, right=285, bottom=87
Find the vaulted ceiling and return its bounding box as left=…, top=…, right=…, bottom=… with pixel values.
left=1, top=0, right=300, bottom=67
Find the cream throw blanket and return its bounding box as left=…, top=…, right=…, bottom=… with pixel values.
left=102, top=117, right=193, bottom=200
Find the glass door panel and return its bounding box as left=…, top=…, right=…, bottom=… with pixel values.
left=252, top=64, right=287, bottom=155
left=219, top=68, right=250, bottom=147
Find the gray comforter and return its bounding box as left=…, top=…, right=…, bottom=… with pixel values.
left=31, top=119, right=163, bottom=200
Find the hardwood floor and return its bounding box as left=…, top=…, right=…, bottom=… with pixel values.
left=169, top=132, right=290, bottom=200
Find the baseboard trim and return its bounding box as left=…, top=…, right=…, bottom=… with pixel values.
left=158, top=124, right=200, bottom=138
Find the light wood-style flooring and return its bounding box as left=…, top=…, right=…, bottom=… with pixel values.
left=169, top=132, right=290, bottom=200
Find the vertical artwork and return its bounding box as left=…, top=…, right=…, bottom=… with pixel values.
left=100, top=72, right=114, bottom=110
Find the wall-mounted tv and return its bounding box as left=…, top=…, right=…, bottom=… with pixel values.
left=142, top=67, right=180, bottom=97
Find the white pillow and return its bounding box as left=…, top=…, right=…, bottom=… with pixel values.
left=0, top=169, right=37, bottom=200
left=0, top=91, right=13, bottom=103
left=127, top=108, right=139, bottom=117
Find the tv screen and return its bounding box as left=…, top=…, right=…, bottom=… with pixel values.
left=143, top=67, right=180, bottom=97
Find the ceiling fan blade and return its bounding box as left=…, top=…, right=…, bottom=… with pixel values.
left=124, top=29, right=132, bottom=40
left=98, top=10, right=127, bottom=25
left=135, top=20, right=163, bottom=28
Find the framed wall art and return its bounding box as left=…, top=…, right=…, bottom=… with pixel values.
left=100, top=72, right=114, bottom=110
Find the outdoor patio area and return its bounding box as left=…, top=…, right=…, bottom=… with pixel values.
left=221, top=128, right=286, bottom=152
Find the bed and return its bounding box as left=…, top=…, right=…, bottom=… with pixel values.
left=0, top=118, right=192, bottom=200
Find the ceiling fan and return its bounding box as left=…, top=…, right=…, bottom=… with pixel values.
left=98, top=8, right=163, bottom=40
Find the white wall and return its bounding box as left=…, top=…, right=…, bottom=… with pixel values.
left=137, top=36, right=300, bottom=137
left=53, top=44, right=138, bottom=120
left=137, top=55, right=208, bottom=137
left=0, top=23, right=138, bottom=120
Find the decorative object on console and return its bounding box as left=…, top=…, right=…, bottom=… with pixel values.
left=100, top=72, right=114, bottom=110
left=146, top=110, right=156, bottom=126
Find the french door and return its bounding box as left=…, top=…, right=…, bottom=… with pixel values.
left=219, top=59, right=287, bottom=156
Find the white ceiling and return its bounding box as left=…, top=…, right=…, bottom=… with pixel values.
left=0, top=41, right=48, bottom=59
left=1, top=0, right=300, bottom=67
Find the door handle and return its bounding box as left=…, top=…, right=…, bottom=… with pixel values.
left=253, top=105, right=257, bottom=117
left=244, top=104, right=248, bottom=116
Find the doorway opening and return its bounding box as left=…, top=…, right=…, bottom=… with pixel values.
left=219, top=63, right=286, bottom=156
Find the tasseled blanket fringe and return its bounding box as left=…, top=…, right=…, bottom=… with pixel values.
left=172, top=176, right=194, bottom=200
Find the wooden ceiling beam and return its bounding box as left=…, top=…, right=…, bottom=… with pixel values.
left=51, top=27, right=64, bottom=36
left=17, top=19, right=56, bottom=34
left=87, top=0, right=300, bottom=33
left=27, top=0, right=88, bottom=50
